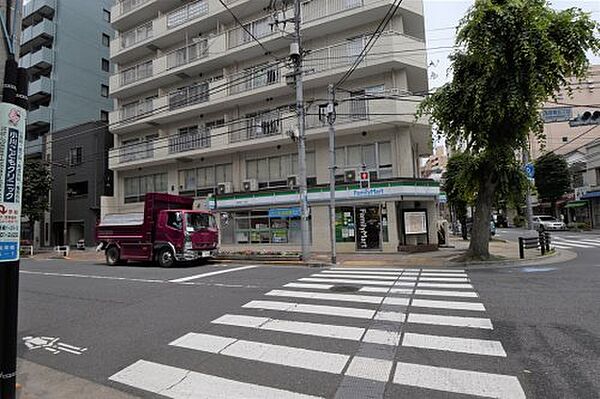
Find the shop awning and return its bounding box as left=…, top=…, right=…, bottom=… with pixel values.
left=581, top=191, right=600, bottom=200
left=565, top=200, right=589, bottom=209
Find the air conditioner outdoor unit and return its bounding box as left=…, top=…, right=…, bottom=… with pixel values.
left=287, top=175, right=297, bottom=188
left=217, top=182, right=233, bottom=195
left=344, top=170, right=356, bottom=183
left=242, top=178, right=259, bottom=192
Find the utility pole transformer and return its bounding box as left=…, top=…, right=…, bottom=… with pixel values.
left=292, top=0, right=310, bottom=261
left=327, top=84, right=336, bottom=265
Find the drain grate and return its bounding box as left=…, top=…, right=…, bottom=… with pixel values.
left=329, top=285, right=359, bottom=293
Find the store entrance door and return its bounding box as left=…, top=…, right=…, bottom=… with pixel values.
left=355, top=206, right=381, bottom=250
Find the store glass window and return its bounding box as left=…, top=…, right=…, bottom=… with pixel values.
left=222, top=210, right=307, bottom=245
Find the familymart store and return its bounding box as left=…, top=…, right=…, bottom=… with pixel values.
left=213, top=179, right=441, bottom=254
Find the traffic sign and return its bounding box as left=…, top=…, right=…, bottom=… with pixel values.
left=524, top=163, right=535, bottom=179
left=0, top=103, right=26, bottom=262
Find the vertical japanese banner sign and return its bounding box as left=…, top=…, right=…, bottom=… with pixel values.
left=0, top=103, right=26, bottom=262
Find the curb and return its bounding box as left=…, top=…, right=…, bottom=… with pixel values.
left=458, top=249, right=578, bottom=270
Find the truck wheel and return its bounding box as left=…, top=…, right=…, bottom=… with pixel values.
left=157, top=248, right=175, bottom=268
left=106, top=246, right=121, bottom=266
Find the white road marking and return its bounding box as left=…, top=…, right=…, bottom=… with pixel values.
left=411, top=299, right=486, bottom=312
left=551, top=238, right=593, bottom=248
left=212, top=314, right=365, bottom=341
left=551, top=244, right=571, bottom=249
left=393, top=362, right=525, bottom=399
left=407, top=313, right=493, bottom=329
left=417, top=283, right=474, bottom=289
left=362, top=329, right=401, bottom=346
left=414, top=289, right=478, bottom=298
left=419, top=273, right=468, bottom=277
left=330, top=267, right=412, bottom=272
left=374, top=311, right=406, bottom=322
left=383, top=297, right=410, bottom=306
left=20, top=270, right=165, bottom=284
left=265, top=290, right=383, bottom=304
left=109, top=360, right=323, bottom=399
left=283, top=283, right=334, bottom=290
left=360, top=287, right=414, bottom=295
left=402, top=333, right=506, bottom=357
left=311, top=273, right=398, bottom=281
left=418, top=277, right=470, bottom=282
left=170, top=333, right=350, bottom=374
left=579, top=239, right=600, bottom=244
left=169, top=265, right=259, bottom=283
left=420, top=269, right=465, bottom=273
left=345, top=357, right=393, bottom=382
left=321, top=270, right=404, bottom=276
left=299, top=278, right=396, bottom=286
left=242, top=300, right=376, bottom=319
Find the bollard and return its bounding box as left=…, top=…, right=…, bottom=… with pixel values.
left=519, top=237, right=524, bottom=259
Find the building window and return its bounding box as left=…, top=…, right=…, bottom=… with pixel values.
left=246, top=152, right=315, bottom=188
left=67, top=181, right=88, bottom=198
left=124, top=173, right=168, bottom=203
left=101, top=58, right=110, bottom=72
left=220, top=210, right=306, bottom=245
left=100, top=110, right=109, bottom=122
left=178, top=164, right=233, bottom=194
left=69, top=147, right=82, bottom=166
left=562, top=136, right=568, bottom=143
left=102, top=33, right=110, bottom=47
left=101, top=84, right=109, bottom=98
left=103, top=9, right=111, bottom=22
left=335, top=142, right=393, bottom=180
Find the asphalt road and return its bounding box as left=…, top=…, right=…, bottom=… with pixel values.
left=15, top=250, right=600, bottom=398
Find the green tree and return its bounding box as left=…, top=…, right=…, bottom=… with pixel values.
left=534, top=152, right=571, bottom=216
left=419, top=0, right=599, bottom=260
left=22, top=159, right=53, bottom=236
left=443, top=153, right=474, bottom=240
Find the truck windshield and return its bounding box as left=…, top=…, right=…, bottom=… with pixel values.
left=186, top=213, right=216, bottom=232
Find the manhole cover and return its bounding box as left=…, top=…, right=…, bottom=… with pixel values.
left=330, top=285, right=359, bottom=293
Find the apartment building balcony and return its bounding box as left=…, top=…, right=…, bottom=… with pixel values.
left=20, top=18, right=55, bottom=55
left=20, top=47, right=53, bottom=72
left=111, top=66, right=291, bottom=133
left=27, top=106, right=52, bottom=130
left=110, top=0, right=424, bottom=98
left=25, top=137, right=44, bottom=157
left=28, top=76, right=53, bottom=102
left=22, top=0, right=56, bottom=28
left=111, top=0, right=171, bottom=31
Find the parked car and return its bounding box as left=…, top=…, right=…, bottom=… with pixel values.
left=532, top=215, right=566, bottom=231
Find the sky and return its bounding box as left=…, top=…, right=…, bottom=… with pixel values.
left=423, top=0, right=600, bottom=90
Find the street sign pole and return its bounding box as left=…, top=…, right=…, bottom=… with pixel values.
left=0, top=59, right=28, bottom=399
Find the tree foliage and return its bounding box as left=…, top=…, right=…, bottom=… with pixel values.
left=22, top=159, right=52, bottom=225
left=534, top=152, right=571, bottom=213
left=419, top=0, right=599, bottom=259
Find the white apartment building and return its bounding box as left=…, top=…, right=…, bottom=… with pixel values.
left=104, top=0, right=440, bottom=254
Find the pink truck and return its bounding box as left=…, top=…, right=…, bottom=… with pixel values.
left=96, top=193, right=218, bottom=267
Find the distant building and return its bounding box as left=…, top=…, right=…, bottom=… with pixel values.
left=532, top=65, right=600, bottom=159
left=421, top=145, right=447, bottom=181
left=19, top=0, right=114, bottom=246
left=50, top=121, right=113, bottom=247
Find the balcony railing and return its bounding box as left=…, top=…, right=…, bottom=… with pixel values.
left=120, top=99, right=154, bottom=121
left=167, top=0, right=209, bottom=28
left=302, top=0, right=364, bottom=22
left=166, top=40, right=209, bottom=70
left=230, top=111, right=284, bottom=143
left=227, top=14, right=274, bottom=49
left=168, top=82, right=209, bottom=111
left=229, top=66, right=282, bottom=95
left=119, top=140, right=154, bottom=163
left=304, top=36, right=367, bottom=75
left=120, top=21, right=153, bottom=49
left=120, top=60, right=153, bottom=86
left=120, top=0, right=152, bottom=14
left=169, top=129, right=211, bottom=153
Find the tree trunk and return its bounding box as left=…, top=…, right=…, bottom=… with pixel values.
left=467, top=172, right=497, bottom=260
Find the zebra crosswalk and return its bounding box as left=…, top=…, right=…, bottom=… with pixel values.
left=109, top=267, right=527, bottom=399
left=550, top=235, right=600, bottom=250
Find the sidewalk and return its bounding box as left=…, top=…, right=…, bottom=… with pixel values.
left=26, top=236, right=572, bottom=269
left=16, top=359, right=137, bottom=399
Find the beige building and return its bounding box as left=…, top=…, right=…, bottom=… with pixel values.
left=103, top=0, right=438, bottom=254
left=532, top=65, right=600, bottom=159
left=421, top=145, right=447, bottom=181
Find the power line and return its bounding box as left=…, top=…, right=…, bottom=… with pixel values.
left=550, top=124, right=600, bottom=153
left=334, top=0, right=403, bottom=89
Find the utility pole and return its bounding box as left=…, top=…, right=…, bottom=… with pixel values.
left=327, top=84, right=336, bottom=264
left=292, top=0, right=310, bottom=261
left=0, top=2, right=25, bottom=399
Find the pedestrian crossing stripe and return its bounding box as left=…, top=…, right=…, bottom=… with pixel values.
left=110, top=268, right=525, bottom=399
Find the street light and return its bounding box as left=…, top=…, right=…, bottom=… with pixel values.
left=64, top=172, right=75, bottom=247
